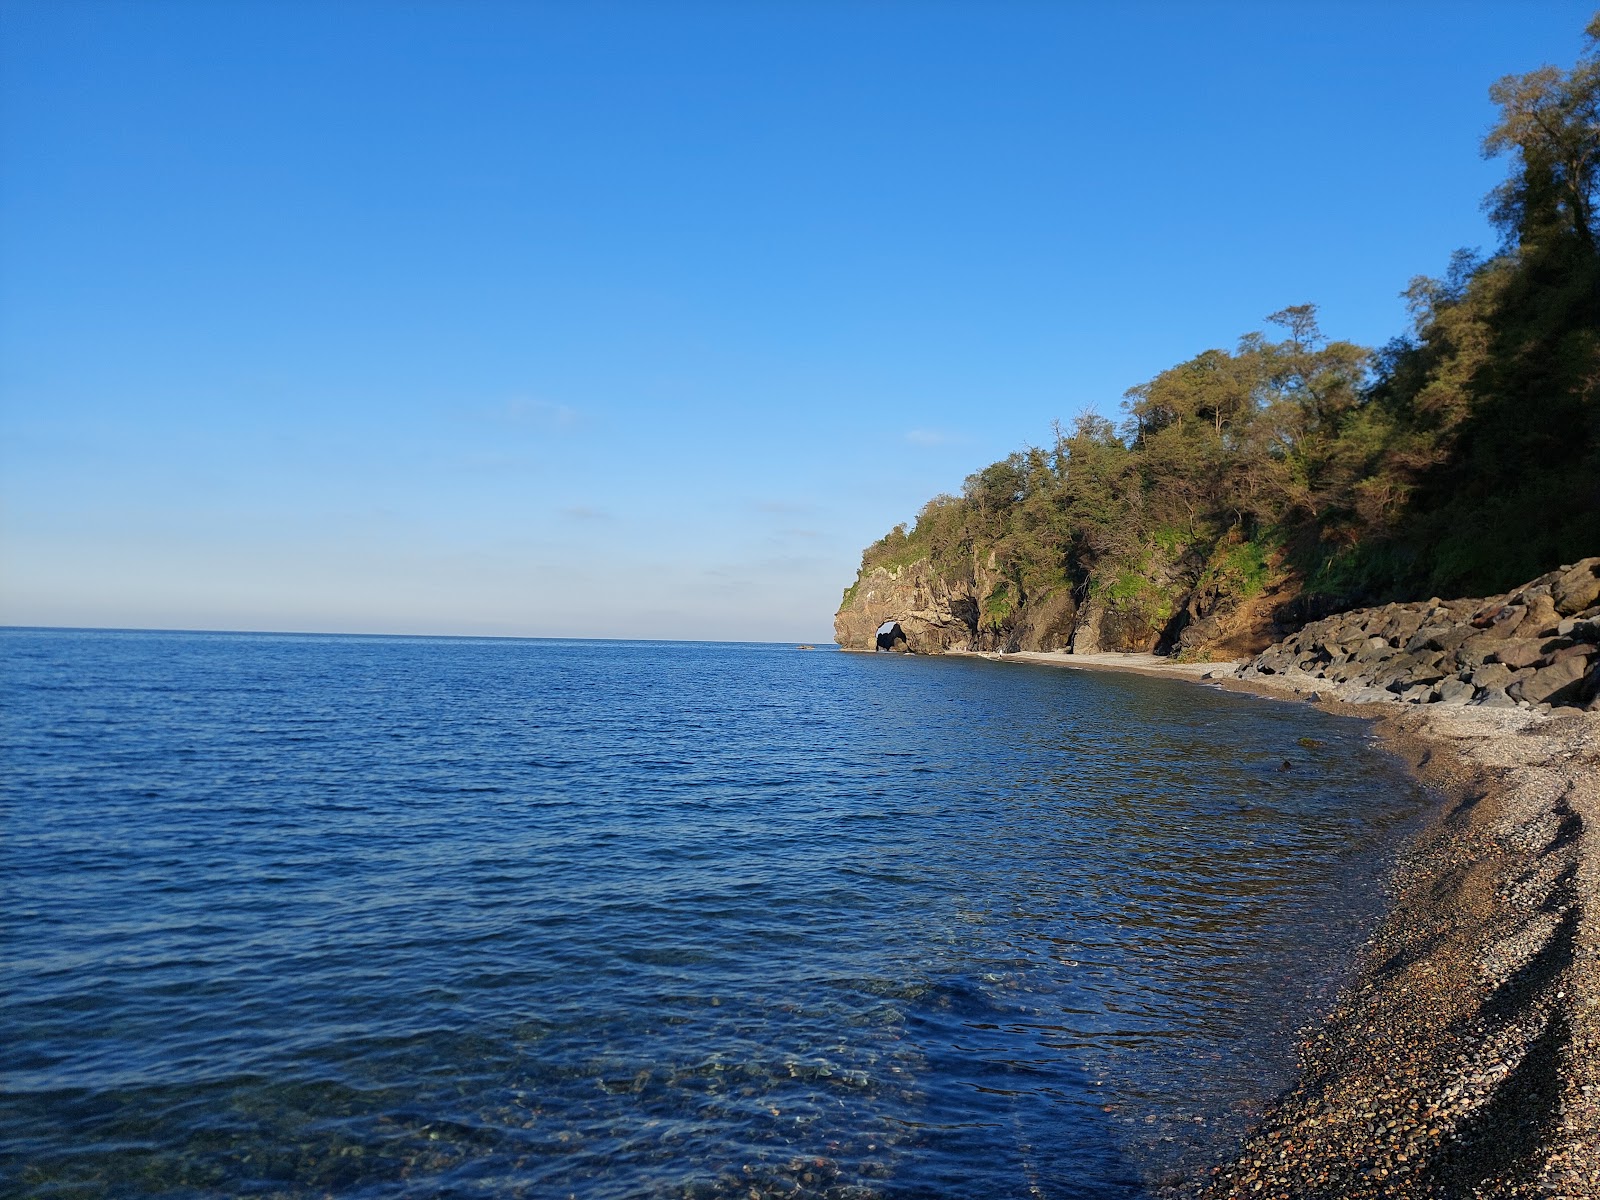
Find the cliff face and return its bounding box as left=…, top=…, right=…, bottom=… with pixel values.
left=835, top=559, right=1085, bottom=655
left=832, top=562, right=984, bottom=654
left=834, top=548, right=1295, bottom=659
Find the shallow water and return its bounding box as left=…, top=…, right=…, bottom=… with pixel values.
left=0, top=631, right=1427, bottom=1198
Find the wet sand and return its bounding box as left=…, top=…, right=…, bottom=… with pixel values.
left=971, top=649, right=1600, bottom=1197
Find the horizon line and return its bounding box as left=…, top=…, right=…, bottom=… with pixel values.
left=0, top=624, right=838, bottom=647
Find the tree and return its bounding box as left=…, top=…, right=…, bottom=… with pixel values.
left=1483, top=15, right=1600, bottom=250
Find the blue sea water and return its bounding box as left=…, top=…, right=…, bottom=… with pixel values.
left=0, top=630, right=1427, bottom=1199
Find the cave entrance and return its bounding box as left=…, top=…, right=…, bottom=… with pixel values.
left=875, top=620, right=909, bottom=653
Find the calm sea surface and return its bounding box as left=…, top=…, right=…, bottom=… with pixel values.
left=1, top=631, right=1427, bottom=1199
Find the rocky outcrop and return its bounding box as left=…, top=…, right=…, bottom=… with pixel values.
left=1168, top=570, right=1304, bottom=661
left=834, top=546, right=1284, bottom=659
left=832, top=562, right=984, bottom=654
left=1236, top=558, right=1600, bottom=712
left=833, top=556, right=1087, bottom=655
left=1067, top=592, right=1182, bottom=655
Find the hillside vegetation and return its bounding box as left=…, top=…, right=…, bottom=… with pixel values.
left=839, top=18, right=1599, bottom=658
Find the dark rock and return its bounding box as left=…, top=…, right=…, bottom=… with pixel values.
left=1469, top=605, right=1501, bottom=629
left=1331, top=631, right=1370, bottom=655
left=1234, top=557, right=1600, bottom=710
left=1491, top=639, right=1549, bottom=670
left=1404, top=625, right=1452, bottom=653
left=1470, top=662, right=1515, bottom=690
left=1355, top=637, right=1394, bottom=663
left=1383, top=651, right=1449, bottom=687
left=1556, top=616, right=1599, bottom=641
left=1514, top=656, right=1591, bottom=705
left=1376, top=610, right=1427, bottom=644
left=1453, top=632, right=1503, bottom=669
left=1469, top=685, right=1517, bottom=708
left=1477, top=604, right=1527, bottom=640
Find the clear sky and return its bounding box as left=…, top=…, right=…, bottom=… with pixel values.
left=2, top=2, right=1594, bottom=642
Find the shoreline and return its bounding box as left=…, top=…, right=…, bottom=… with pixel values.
left=961, top=648, right=1600, bottom=1197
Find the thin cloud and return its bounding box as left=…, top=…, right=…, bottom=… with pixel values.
left=560, top=504, right=612, bottom=521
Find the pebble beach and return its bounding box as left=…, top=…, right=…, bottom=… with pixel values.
left=989, top=648, right=1600, bottom=1197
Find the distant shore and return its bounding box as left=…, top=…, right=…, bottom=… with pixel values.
left=960, top=647, right=1599, bottom=1197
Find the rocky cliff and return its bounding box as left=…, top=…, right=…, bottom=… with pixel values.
left=832, top=561, right=985, bottom=654
left=833, top=558, right=1080, bottom=655
left=833, top=544, right=1296, bottom=659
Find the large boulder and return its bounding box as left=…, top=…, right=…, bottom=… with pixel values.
left=1511, top=591, right=1560, bottom=638
left=1553, top=559, right=1600, bottom=615
left=1512, top=653, right=1594, bottom=706
left=1491, top=639, right=1552, bottom=670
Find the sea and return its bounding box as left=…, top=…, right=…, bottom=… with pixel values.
left=0, top=630, right=1429, bottom=1199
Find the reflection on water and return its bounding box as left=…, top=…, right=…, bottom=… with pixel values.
left=0, top=632, right=1425, bottom=1198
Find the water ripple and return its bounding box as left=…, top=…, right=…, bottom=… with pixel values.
left=0, top=631, right=1426, bottom=1198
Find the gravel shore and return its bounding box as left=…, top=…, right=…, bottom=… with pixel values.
left=984, top=649, right=1600, bottom=1198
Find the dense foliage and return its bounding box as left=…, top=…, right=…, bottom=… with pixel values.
left=853, top=18, right=1600, bottom=644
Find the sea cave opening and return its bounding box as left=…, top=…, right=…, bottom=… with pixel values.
left=875, top=620, right=909, bottom=653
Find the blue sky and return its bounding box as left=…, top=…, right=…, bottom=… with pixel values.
left=2, top=1, right=1593, bottom=641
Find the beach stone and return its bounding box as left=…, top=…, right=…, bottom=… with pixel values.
left=1376, top=610, right=1426, bottom=643
left=1478, top=604, right=1528, bottom=639
left=1404, top=625, right=1453, bottom=653
left=1514, top=656, right=1590, bottom=706
left=1471, top=662, right=1515, bottom=690
left=1453, top=632, right=1504, bottom=669
left=1492, top=639, right=1549, bottom=670
left=1469, top=602, right=1502, bottom=627
left=1343, top=684, right=1394, bottom=704
left=1512, top=592, right=1561, bottom=638
left=1355, top=637, right=1393, bottom=663
left=1469, top=685, right=1517, bottom=708
left=1382, top=651, right=1449, bottom=689
left=1332, top=630, right=1370, bottom=654
left=1552, top=558, right=1600, bottom=614
left=1233, top=558, right=1600, bottom=715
